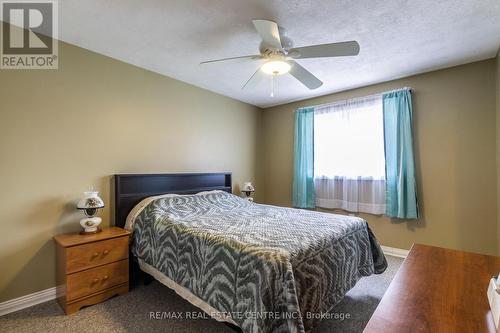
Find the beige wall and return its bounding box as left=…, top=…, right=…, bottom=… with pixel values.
left=0, top=41, right=262, bottom=301
left=261, top=59, right=497, bottom=256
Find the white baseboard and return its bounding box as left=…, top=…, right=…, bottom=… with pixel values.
left=381, top=245, right=409, bottom=258
left=0, top=286, right=58, bottom=316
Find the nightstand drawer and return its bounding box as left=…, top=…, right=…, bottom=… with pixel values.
left=66, top=236, right=128, bottom=273
left=66, top=259, right=128, bottom=301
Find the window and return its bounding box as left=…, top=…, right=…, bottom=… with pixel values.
left=293, top=88, right=418, bottom=217
left=313, top=95, right=386, bottom=214
left=314, top=95, right=385, bottom=179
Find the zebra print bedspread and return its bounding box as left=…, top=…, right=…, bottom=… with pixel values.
left=128, top=191, right=387, bottom=333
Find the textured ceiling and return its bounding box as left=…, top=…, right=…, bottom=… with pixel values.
left=57, top=0, right=500, bottom=108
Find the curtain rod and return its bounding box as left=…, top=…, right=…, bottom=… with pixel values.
left=297, top=87, right=413, bottom=111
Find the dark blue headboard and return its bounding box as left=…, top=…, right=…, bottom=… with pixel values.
left=113, top=172, right=232, bottom=228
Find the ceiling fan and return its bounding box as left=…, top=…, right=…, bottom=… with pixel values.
left=200, top=19, right=360, bottom=95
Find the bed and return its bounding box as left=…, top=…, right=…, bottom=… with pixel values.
left=114, top=173, right=387, bottom=333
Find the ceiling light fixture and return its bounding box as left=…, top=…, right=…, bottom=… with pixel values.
left=261, top=60, right=291, bottom=75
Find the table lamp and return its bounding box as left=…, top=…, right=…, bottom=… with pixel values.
left=77, top=191, right=104, bottom=234
left=241, top=182, right=255, bottom=202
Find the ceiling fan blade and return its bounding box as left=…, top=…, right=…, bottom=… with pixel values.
left=289, top=41, right=360, bottom=59
left=252, top=19, right=282, bottom=49
left=242, top=66, right=265, bottom=90
left=200, top=55, right=262, bottom=65
left=288, top=60, right=323, bottom=90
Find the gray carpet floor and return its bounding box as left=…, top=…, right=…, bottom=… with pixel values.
left=0, top=256, right=402, bottom=333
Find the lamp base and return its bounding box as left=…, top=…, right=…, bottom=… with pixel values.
left=80, top=227, right=102, bottom=235
left=80, top=216, right=102, bottom=234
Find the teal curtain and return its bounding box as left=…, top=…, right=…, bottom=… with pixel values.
left=383, top=89, right=419, bottom=219
left=292, top=107, right=316, bottom=208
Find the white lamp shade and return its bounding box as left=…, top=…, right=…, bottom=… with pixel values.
left=261, top=60, right=291, bottom=75
left=77, top=191, right=104, bottom=209
left=243, top=182, right=255, bottom=192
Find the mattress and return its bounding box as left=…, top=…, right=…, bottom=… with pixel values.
left=126, top=190, right=387, bottom=333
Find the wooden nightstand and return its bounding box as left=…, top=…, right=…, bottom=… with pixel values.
left=53, top=227, right=131, bottom=314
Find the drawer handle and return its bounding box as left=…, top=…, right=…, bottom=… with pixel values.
left=103, top=249, right=110, bottom=255
left=92, top=276, right=108, bottom=284
left=92, top=252, right=99, bottom=258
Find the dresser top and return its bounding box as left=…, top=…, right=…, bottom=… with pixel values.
left=53, top=227, right=131, bottom=247
left=364, top=244, right=500, bottom=332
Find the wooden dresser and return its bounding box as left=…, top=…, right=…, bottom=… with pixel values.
left=364, top=244, right=500, bottom=332
left=54, top=227, right=131, bottom=314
